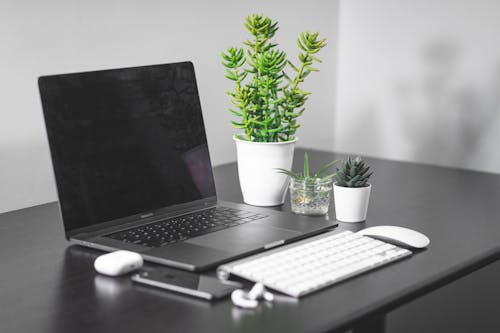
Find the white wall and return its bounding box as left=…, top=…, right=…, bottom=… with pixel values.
left=336, top=0, right=500, bottom=174
left=0, top=0, right=338, bottom=213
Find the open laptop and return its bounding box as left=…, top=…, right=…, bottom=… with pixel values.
left=38, top=61, right=337, bottom=271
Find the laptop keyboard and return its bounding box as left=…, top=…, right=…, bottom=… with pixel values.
left=105, top=207, right=267, bottom=248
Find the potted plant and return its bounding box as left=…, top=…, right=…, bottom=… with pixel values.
left=221, top=14, right=327, bottom=206
left=277, top=152, right=338, bottom=216
left=333, top=157, right=373, bottom=222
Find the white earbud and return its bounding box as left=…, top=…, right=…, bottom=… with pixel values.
left=231, top=283, right=275, bottom=308
left=231, top=289, right=259, bottom=308
left=247, top=283, right=265, bottom=300
left=263, top=291, right=274, bottom=302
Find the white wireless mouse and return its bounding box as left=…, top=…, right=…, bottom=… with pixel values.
left=94, top=250, right=143, bottom=276
left=357, top=226, right=430, bottom=249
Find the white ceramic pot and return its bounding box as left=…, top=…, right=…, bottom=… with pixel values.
left=333, top=183, right=372, bottom=223
left=234, top=136, right=296, bottom=206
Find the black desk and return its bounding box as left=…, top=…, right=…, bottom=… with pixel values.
left=1, top=149, right=500, bottom=333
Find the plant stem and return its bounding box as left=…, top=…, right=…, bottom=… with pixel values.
left=253, top=35, right=261, bottom=140
left=234, top=68, right=251, bottom=140
left=292, top=51, right=310, bottom=91
left=264, top=78, right=270, bottom=139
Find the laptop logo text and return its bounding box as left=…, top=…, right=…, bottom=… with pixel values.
left=140, top=213, right=154, bottom=219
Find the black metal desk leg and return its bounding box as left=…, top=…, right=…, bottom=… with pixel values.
left=352, top=313, right=386, bottom=333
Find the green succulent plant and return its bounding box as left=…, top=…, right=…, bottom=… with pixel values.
left=221, top=14, right=327, bottom=142
left=335, top=157, right=373, bottom=188
left=276, top=152, right=338, bottom=184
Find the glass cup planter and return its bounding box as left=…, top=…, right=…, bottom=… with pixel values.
left=289, top=178, right=333, bottom=216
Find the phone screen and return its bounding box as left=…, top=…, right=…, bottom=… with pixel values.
left=132, top=269, right=241, bottom=300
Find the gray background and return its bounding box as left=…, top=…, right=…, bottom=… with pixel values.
left=335, top=0, right=500, bottom=174
left=1, top=0, right=499, bottom=214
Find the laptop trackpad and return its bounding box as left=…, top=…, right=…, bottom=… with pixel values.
left=187, top=224, right=300, bottom=253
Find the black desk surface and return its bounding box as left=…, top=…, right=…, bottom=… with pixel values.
left=1, top=149, right=500, bottom=333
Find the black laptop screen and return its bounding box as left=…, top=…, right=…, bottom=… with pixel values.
left=39, top=62, right=216, bottom=234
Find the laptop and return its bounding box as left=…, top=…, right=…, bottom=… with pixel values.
left=38, top=61, right=337, bottom=271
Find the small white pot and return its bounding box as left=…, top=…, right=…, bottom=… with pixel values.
left=333, top=183, right=372, bottom=223
left=234, top=136, right=296, bottom=206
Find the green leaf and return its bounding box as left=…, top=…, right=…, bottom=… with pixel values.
left=231, top=120, right=246, bottom=129
left=320, top=174, right=336, bottom=182
left=305, top=66, right=319, bottom=72
left=287, top=60, right=299, bottom=72
left=303, top=152, right=310, bottom=179
left=275, top=168, right=301, bottom=180
left=268, top=126, right=284, bottom=134
left=229, top=109, right=243, bottom=117
left=314, top=159, right=339, bottom=178
left=349, top=163, right=356, bottom=178
left=225, top=70, right=238, bottom=81
left=301, top=70, right=311, bottom=79
left=349, top=174, right=361, bottom=185
left=297, top=38, right=307, bottom=52
left=310, top=55, right=322, bottom=63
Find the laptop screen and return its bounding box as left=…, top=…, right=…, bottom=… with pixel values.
left=39, top=62, right=217, bottom=234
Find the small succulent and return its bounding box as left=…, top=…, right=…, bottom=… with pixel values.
left=276, top=152, right=338, bottom=184
left=335, top=157, right=373, bottom=188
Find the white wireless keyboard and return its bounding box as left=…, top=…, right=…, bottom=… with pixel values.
left=218, top=230, right=412, bottom=297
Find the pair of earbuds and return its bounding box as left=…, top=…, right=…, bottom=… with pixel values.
left=231, top=283, right=274, bottom=309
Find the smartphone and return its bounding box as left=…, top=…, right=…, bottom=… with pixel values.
left=132, top=269, right=241, bottom=300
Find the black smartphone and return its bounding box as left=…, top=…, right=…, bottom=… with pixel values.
left=131, top=269, right=241, bottom=300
